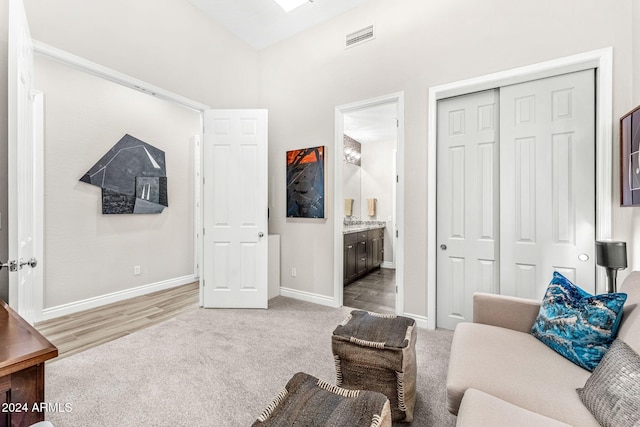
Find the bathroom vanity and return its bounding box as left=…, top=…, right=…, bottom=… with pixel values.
left=343, top=223, right=385, bottom=285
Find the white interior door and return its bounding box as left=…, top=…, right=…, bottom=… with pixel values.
left=436, top=70, right=595, bottom=329
left=7, top=0, right=42, bottom=324
left=202, top=110, right=268, bottom=309
left=500, top=70, right=596, bottom=298
left=436, top=90, right=500, bottom=330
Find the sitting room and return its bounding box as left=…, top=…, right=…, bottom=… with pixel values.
left=1, top=0, right=640, bottom=425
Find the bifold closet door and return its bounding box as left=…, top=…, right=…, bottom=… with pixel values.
left=436, top=89, right=500, bottom=331
left=499, top=69, right=596, bottom=298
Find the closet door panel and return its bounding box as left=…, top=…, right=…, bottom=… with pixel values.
left=499, top=70, right=595, bottom=298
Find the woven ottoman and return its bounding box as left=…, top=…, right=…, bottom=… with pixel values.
left=332, top=310, right=417, bottom=422
left=252, top=372, right=391, bottom=427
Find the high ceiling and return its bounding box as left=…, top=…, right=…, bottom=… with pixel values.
left=344, top=103, right=398, bottom=145
left=187, top=0, right=368, bottom=50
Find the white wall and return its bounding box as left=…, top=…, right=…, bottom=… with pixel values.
left=34, top=56, right=200, bottom=309
left=361, top=139, right=395, bottom=263
left=23, top=0, right=259, bottom=109
left=343, top=162, right=360, bottom=217
left=15, top=0, right=260, bottom=310
left=260, top=0, right=636, bottom=318
left=630, top=0, right=640, bottom=270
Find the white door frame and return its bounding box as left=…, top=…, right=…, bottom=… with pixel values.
left=28, top=40, right=210, bottom=314
left=334, top=92, right=405, bottom=313
left=427, top=48, right=613, bottom=329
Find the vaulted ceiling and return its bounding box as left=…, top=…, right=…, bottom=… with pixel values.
left=187, top=0, right=368, bottom=50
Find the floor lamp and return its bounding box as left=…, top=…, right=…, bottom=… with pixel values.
left=595, top=241, right=627, bottom=293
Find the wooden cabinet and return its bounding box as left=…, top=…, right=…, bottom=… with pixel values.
left=367, top=228, right=384, bottom=270
left=344, top=232, right=358, bottom=283
left=0, top=300, right=58, bottom=427
left=356, top=232, right=368, bottom=275
left=344, top=227, right=384, bottom=285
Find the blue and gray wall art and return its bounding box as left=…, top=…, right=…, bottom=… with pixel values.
left=80, top=134, right=168, bottom=214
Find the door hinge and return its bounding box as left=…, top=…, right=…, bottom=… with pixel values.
left=396, top=230, right=398, bottom=238
left=396, top=175, right=399, bottom=183
left=395, top=285, right=398, bottom=293
left=203, top=228, right=206, bottom=236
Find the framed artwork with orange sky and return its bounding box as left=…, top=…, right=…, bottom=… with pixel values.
left=286, top=146, right=325, bottom=218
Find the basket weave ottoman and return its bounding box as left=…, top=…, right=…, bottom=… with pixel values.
left=332, top=310, right=417, bottom=422
left=252, top=372, right=391, bottom=427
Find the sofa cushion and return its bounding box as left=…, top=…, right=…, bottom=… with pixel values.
left=447, top=322, right=598, bottom=426
left=457, top=388, right=572, bottom=427
left=577, top=339, right=640, bottom=427
left=530, top=272, right=627, bottom=371
left=617, top=272, right=640, bottom=353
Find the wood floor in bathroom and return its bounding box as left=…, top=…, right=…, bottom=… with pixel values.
left=343, top=268, right=396, bottom=314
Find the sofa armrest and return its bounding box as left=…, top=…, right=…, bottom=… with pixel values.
left=473, top=293, right=541, bottom=333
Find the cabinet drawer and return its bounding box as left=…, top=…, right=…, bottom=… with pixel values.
left=344, top=232, right=358, bottom=246
left=367, top=228, right=383, bottom=239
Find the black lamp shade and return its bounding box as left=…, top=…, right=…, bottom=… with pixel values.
left=595, top=241, right=627, bottom=269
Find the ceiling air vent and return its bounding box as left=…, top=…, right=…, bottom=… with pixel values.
left=346, top=25, right=375, bottom=48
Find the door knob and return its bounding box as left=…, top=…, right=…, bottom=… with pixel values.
left=20, top=257, right=38, bottom=269
left=258, top=232, right=265, bottom=238
left=440, top=244, right=447, bottom=250
left=0, top=258, right=35, bottom=272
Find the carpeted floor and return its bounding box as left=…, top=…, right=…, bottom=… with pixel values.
left=44, top=296, right=457, bottom=427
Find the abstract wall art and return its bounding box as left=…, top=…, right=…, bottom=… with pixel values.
left=621, top=105, right=640, bottom=206
left=80, top=134, right=168, bottom=214
left=286, top=146, right=325, bottom=218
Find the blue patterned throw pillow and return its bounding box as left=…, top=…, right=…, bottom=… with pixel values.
left=530, top=272, right=627, bottom=371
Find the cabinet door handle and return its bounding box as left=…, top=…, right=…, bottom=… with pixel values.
left=347, top=245, right=353, bottom=249
left=361, top=242, right=366, bottom=245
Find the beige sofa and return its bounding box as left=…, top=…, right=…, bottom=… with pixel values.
left=446, top=271, right=640, bottom=426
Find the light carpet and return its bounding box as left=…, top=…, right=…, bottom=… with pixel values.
left=44, top=296, right=456, bottom=426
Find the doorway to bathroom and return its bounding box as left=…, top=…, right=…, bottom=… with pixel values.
left=334, top=93, right=404, bottom=315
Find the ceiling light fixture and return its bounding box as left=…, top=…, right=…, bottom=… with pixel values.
left=273, top=0, right=312, bottom=13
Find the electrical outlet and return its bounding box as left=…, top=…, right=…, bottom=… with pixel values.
left=134, top=265, right=141, bottom=275
left=291, top=267, right=297, bottom=277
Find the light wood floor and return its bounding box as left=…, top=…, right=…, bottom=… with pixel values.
left=35, top=282, right=199, bottom=360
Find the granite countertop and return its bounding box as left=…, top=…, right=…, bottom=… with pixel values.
left=343, top=222, right=386, bottom=234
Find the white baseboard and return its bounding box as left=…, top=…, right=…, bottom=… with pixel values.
left=40, top=275, right=197, bottom=321
left=381, top=262, right=395, bottom=269
left=403, top=312, right=431, bottom=329
left=279, top=287, right=336, bottom=308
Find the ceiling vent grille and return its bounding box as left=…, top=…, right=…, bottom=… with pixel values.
left=345, top=25, right=375, bottom=48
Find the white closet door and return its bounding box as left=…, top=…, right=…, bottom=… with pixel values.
left=436, top=90, right=500, bottom=330
left=499, top=70, right=596, bottom=298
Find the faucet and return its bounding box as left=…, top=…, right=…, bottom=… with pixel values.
left=344, top=216, right=359, bottom=226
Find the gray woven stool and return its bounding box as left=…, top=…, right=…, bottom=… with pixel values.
left=332, top=310, right=417, bottom=423
left=252, top=372, right=391, bottom=427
